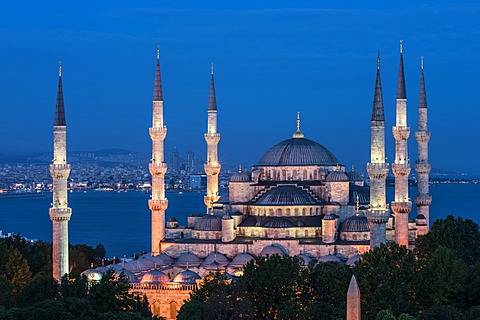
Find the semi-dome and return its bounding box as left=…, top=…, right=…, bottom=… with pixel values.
left=260, top=244, right=287, bottom=257
left=339, top=214, right=370, bottom=233
left=298, top=253, right=316, bottom=266
left=261, top=217, right=294, bottom=228
left=326, top=171, right=349, bottom=182
left=194, top=215, right=222, bottom=231
left=229, top=253, right=255, bottom=267
left=318, top=254, right=342, bottom=263
left=202, top=252, right=229, bottom=267
left=256, top=137, right=338, bottom=166
left=175, top=252, right=202, bottom=267
left=255, top=186, right=319, bottom=205
left=81, top=269, right=104, bottom=282
left=173, top=269, right=201, bottom=284
left=141, top=270, right=169, bottom=284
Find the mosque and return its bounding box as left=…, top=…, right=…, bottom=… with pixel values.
left=50, top=42, right=431, bottom=319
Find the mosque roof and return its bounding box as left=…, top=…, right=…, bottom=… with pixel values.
left=81, top=269, right=103, bottom=282
left=115, top=269, right=139, bottom=282
left=194, top=214, right=222, bottom=231
left=346, top=170, right=363, bottom=182
left=174, top=252, right=202, bottom=267
left=173, top=269, right=201, bottom=284
left=261, top=217, right=295, bottom=228
left=230, top=165, right=251, bottom=182
left=229, top=253, right=255, bottom=267
left=141, top=270, right=169, bottom=284
left=239, top=215, right=323, bottom=228
left=202, top=252, right=229, bottom=267
left=318, top=254, right=342, bottom=263
left=323, top=214, right=337, bottom=221
left=339, top=214, right=370, bottom=233
left=150, top=253, right=174, bottom=266
left=349, top=185, right=370, bottom=204
left=326, top=171, right=349, bottom=182
left=255, top=137, right=338, bottom=167
left=254, top=186, right=320, bottom=205
left=260, top=244, right=287, bottom=257
left=298, top=253, right=316, bottom=266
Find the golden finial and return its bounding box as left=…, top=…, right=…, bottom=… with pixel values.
left=400, top=40, right=403, bottom=53
left=356, top=195, right=360, bottom=213
left=58, top=60, right=62, bottom=77
left=377, top=51, right=380, bottom=69
left=156, top=45, right=160, bottom=60
left=292, top=111, right=304, bottom=138
left=211, top=62, right=214, bottom=75
left=421, top=56, right=424, bottom=70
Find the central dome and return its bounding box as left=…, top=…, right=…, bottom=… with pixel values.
left=256, top=137, right=338, bottom=166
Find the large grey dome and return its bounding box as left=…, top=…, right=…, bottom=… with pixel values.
left=194, top=215, right=222, bottom=231
left=255, top=186, right=319, bottom=205
left=339, top=214, right=370, bottom=233
left=256, top=137, right=338, bottom=166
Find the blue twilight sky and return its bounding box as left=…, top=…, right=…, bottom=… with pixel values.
left=0, top=1, right=479, bottom=174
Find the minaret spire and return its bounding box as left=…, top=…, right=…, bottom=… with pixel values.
left=293, top=111, right=304, bottom=138
left=204, top=63, right=221, bottom=212
left=365, top=52, right=390, bottom=248
left=149, top=48, right=168, bottom=255
left=391, top=40, right=412, bottom=247
left=49, top=63, right=72, bottom=281
left=415, top=56, right=432, bottom=236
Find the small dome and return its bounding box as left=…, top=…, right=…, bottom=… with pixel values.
left=416, top=214, right=426, bottom=220
left=202, top=252, right=229, bottom=267
left=81, top=269, right=103, bottom=281
left=222, top=213, right=233, bottom=220
left=323, top=214, right=336, bottom=221
left=107, top=263, right=124, bottom=272
left=255, top=186, right=319, bottom=205
left=136, top=255, right=157, bottom=270
left=339, top=214, right=370, bottom=233
left=230, top=167, right=251, bottom=182
left=345, top=254, right=362, bottom=267
left=261, top=217, right=294, bottom=228
left=150, top=253, right=174, bottom=267
left=229, top=253, right=255, bottom=267
left=173, top=269, right=201, bottom=284
left=326, top=171, right=349, bottom=182
left=141, top=270, right=169, bottom=284
left=256, top=138, right=338, bottom=166
left=167, top=217, right=178, bottom=222
left=194, top=215, right=222, bottom=231
left=175, top=252, right=202, bottom=267
left=203, top=261, right=224, bottom=271
left=114, top=269, right=139, bottom=282
left=123, top=260, right=143, bottom=273
left=298, top=253, right=315, bottom=266
left=346, top=170, right=363, bottom=182
left=318, top=254, right=342, bottom=263
left=260, top=244, right=287, bottom=257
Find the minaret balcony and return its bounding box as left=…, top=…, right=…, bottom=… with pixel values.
left=390, top=201, right=412, bottom=214
left=149, top=162, right=168, bottom=176
left=392, top=126, right=411, bottom=140
left=415, top=131, right=431, bottom=143
left=204, top=133, right=221, bottom=144
left=414, top=194, right=432, bottom=207
left=49, top=164, right=71, bottom=179
left=149, top=199, right=168, bottom=211
left=204, top=195, right=221, bottom=208
left=392, top=163, right=411, bottom=176
left=204, top=163, right=221, bottom=175
left=365, top=209, right=390, bottom=224
left=49, top=207, right=72, bottom=221
left=415, top=162, right=431, bottom=174
left=367, top=163, right=389, bottom=179
left=149, top=127, right=167, bottom=140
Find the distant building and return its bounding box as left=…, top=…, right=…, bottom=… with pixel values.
left=189, top=174, right=206, bottom=189
left=186, top=151, right=195, bottom=173
left=171, top=147, right=180, bottom=172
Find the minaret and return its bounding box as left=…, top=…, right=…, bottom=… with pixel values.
left=391, top=41, right=412, bottom=247
left=204, top=63, right=221, bottom=213
left=365, top=52, right=390, bottom=249
left=414, top=57, right=432, bottom=235
left=49, top=62, right=72, bottom=281
left=148, top=47, right=168, bottom=255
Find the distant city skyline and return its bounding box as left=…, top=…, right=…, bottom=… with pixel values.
left=0, top=1, right=479, bottom=173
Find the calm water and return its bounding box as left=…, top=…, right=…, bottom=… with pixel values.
left=1, top=184, right=479, bottom=257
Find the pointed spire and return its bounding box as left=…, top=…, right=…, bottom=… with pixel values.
left=371, top=52, right=385, bottom=122
left=292, top=111, right=304, bottom=138
left=397, top=40, right=407, bottom=99
left=153, top=46, right=163, bottom=101
left=208, top=62, right=217, bottom=111
left=419, top=56, right=427, bottom=109
left=238, top=164, right=243, bottom=173
left=54, top=61, right=66, bottom=126
left=346, top=275, right=361, bottom=320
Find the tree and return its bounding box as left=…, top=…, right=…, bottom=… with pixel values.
left=309, top=261, right=352, bottom=320
left=15, top=275, right=59, bottom=308
left=376, top=310, right=396, bottom=320
left=419, top=305, right=466, bottom=320
left=353, top=243, right=418, bottom=320
left=0, top=245, right=32, bottom=297
left=415, top=215, right=480, bottom=266
left=94, top=244, right=106, bottom=259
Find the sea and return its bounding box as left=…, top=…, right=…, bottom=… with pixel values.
left=1, top=184, right=479, bottom=257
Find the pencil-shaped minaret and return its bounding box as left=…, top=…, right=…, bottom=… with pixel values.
left=148, top=47, right=168, bottom=255
left=204, top=63, right=221, bottom=213
left=49, top=62, right=72, bottom=281
left=365, top=53, right=390, bottom=249
left=391, top=41, right=412, bottom=247
left=414, top=57, right=432, bottom=236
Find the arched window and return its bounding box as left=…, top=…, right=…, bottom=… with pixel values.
left=305, top=230, right=309, bottom=237
left=353, top=234, right=357, bottom=241
left=277, top=208, right=282, bottom=216
left=154, top=301, right=161, bottom=316
left=302, top=208, right=306, bottom=215
left=309, top=208, right=313, bottom=215
left=303, top=170, right=307, bottom=180
left=286, top=208, right=291, bottom=216
left=314, top=171, right=318, bottom=180
left=294, top=208, right=299, bottom=215
left=170, top=301, right=178, bottom=319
